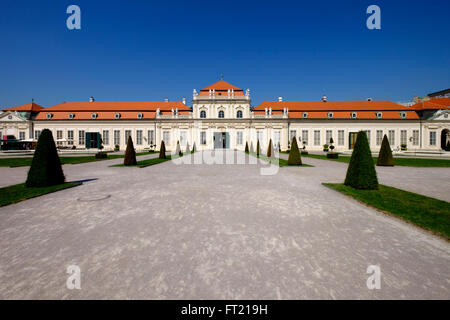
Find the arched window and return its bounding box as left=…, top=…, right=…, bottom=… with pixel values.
left=200, top=110, right=206, bottom=118
left=237, top=110, right=243, bottom=118
left=218, top=110, right=224, bottom=118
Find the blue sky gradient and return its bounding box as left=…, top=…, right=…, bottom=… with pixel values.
left=0, top=0, right=449, bottom=108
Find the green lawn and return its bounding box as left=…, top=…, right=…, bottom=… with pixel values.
left=0, top=182, right=82, bottom=207
left=249, top=152, right=313, bottom=167
left=301, top=153, right=450, bottom=167
left=0, top=152, right=149, bottom=167
left=111, top=155, right=173, bottom=168
left=324, top=183, right=450, bottom=239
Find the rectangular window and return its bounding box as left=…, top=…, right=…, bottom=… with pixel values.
left=236, top=131, right=243, bottom=145
left=388, top=130, right=395, bottom=146
left=412, top=130, right=419, bottom=146
left=400, top=130, right=407, bottom=146
left=273, top=131, right=280, bottom=147
left=125, top=130, right=132, bottom=143
left=148, top=130, right=154, bottom=145
left=338, top=130, right=344, bottom=146
left=326, top=130, right=332, bottom=145
left=365, top=130, right=371, bottom=145
left=78, top=130, right=85, bottom=145
left=56, top=130, right=63, bottom=140
left=19, top=131, right=26, bottom=140
left=376, top=130, right=383, bottom=146
left=180, top=131, right=187, bottom=146
left=257, top=130, right=264, bottom=145
left=163, top=131, right=170, bottom=144
left=114, top=130, right=120, bottom=145
left=289, top=130, right=296, bottom=142
left=429, top=131, right=436, bottom=146
left=136, top=130, right=143, bottom=145
left=35, top=130, right=41, bottom=139
left=302, top=130, right=308, bottom=145
left=314, top=130, right=320, bottom=146
left=200, top=131, right=206, bottom=145
left=102, top=130, right=109, bottom=145
left=67, top=130, right=74, bottom=145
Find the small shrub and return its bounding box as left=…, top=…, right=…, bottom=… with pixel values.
left=323, top=144, right=329, bottom=152
left=114, top=144, right=120, bottom=151
left=377, top=135, right=395, bottom=166
left=159, top=140, right=166, bottom=159
left=26, top=129, right=65, bottom=187
left=344, top=131, right=378, bottom=190
left=327, top=152, right=339, bottom=159
left=401, top=144, right=407, bottom=151
left=95, top=152, right=108, bottom=159
left=288, top=137, right=302, bottom=165
left=123, top=136, right=137, bottom=166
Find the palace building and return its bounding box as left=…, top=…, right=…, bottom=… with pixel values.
left=1, top=80, right=449, bottom=152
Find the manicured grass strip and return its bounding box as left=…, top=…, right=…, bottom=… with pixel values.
left=0, top=182, right=82, bottom=207
left=323, top=183, right=450, bottom=239
left=111, top=155, right=173, bottom=168
left=0, top=152, right=149, bottom=167
left=248, top=152, right=313, bottom=167
left=302, top=153, right=450, bottom=167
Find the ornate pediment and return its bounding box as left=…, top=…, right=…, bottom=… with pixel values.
left=0, top=111, right=27, bottom=122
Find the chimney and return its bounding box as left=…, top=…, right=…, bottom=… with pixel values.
left=182, top=97, right=186, bottom=105
left=164, top=98, right=169, bottom=102
left=278, top=96, right=283, bottom=102
left=89, top=96, right=95, bottom=102
left=322, top=95, right=327, bottom=102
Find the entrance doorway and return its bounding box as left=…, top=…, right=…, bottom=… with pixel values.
left=441, top=129, right=449, bottom=150
left=86, top=132, right=101, bottom=149
left=349, top=132, right=358, bottom=149
left=213, top=132, right=229, bottom=149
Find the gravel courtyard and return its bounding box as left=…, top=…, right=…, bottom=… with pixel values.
left=0, top=151, right=449, bottom=299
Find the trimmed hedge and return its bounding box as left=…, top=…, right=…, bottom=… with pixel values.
left=326, top=153, right=339, bottom=159
left=26, top=129, right=65, bottom=187
left=159, top=140, right=166, bottom=159
left=377, top=134, right=395, bottom=166
left=95, top=152, right=108, bottom=159
left=124, top=136, right=137, bottom=166
left=267, top=139, right=273, bottom=157
left=344, top=131, right=378, bottom=190
left=288, top=137, right=302, bottom=165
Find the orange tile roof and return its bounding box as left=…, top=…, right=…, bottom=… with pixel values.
left=254, top=100, right=412, bottom=112
left=44, top=101, right=190, bottom=112
left=411, top=98, right=450, bottom=111
left=199, top=80, right=244, bottom=95
left=3, top=102, right=44, bottom=112
left=35, top=111, right=157, bottom=121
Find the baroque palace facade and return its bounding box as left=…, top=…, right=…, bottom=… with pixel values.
left=1, top=80, right=449, bottom=152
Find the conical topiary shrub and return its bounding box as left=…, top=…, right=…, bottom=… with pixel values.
left=250, top=142, right=254, bottom=153
left=288, top=137, right=302, bottom=165
left=175, top=140, right=182, bottom=157
left=377, top=134, right=394, bottom=166
left=245, top=141, right=249, bottom=153
left=191, top=142, right=196, bottom=153
left=159, top=140, right=166, bottom=159
left=345, top=131, right=378, bottom=189
left=26, top=129, right=65, bottom=187
left=267, top=139, right=273, bottom=157
left=124, top=135, right=137, bottom=166
left=256, top=140, right=260, bottom=157
left=185, top=142, right=190, bottom=154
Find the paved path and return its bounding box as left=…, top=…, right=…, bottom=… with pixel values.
left=0, top=151, right=449, bottom=299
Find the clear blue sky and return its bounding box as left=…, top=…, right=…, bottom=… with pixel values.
left=0, top=0, right=449, bottom=108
